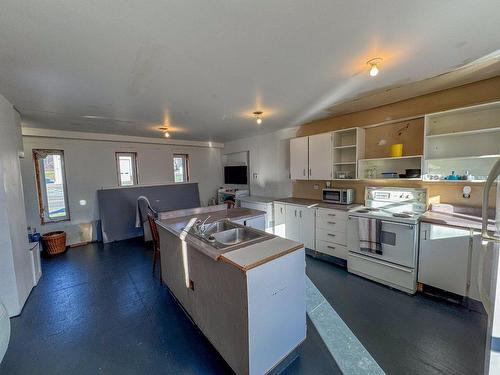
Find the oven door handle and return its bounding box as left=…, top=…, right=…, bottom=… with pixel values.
left=349, top=252, right=413, bottom=273
left=380, top=220, right=414, bottom=229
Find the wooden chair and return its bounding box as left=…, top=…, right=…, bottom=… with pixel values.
left=225, top=199, right=235, bottom=209
left=147, top=212, right=162, bottom=282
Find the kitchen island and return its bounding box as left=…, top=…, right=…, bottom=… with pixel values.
left=156, top=205, right=306, bottom=375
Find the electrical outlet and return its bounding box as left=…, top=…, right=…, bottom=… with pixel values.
left=313, top=184, right=320, bottom=190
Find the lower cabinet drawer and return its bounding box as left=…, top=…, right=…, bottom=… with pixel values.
left=316, top=228, right=346, bottom=246
left=315, top=240, right=348, bottom=260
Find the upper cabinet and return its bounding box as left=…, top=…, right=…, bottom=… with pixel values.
left=290, top=136, right=309, bottom=180
left=309, top=133, right=333, bottom=180
left=290, top=133, right=333, bottom=180
left=423, top=101, right=500, bottom=181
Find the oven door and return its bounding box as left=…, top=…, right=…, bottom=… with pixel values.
left=347, top=215, right=418, bottom=268
left=323, top=189, right=341, bottom=203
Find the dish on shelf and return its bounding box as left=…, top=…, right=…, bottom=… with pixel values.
left=381, top=172, right=398, bottom=178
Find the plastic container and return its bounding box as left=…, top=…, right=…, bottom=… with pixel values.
left=390, top=143, right=403, bottom=157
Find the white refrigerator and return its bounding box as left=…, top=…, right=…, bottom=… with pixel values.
left=482, top=157, right=500, bottom=374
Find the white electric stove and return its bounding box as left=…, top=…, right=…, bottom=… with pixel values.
left=347, top=187, right=427, bottom=294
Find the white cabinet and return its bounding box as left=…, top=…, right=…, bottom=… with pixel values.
left=239, top=200, right=274, bottom=233
left=285, top=205, right=300, bottom=242
left=299, top=206, right=315, bottom=250
left=290, top=137, right=309, bottom=180
left=284, top=204, right=315, bottom=249
left=308, top=133, right=333, bottom=180
left=231, top=215, right=266, bottom=231
left=418, top=223, right=470, bottom=296
left=273, top=202, right=286, bottom=238
left=290, top=133, right=333, bottom=180
left=315, top=208, right=349, bottom=259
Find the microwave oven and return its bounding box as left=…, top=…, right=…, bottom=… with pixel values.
left=322, top=188, right=354, bottom=204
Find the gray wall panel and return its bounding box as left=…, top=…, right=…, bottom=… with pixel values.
left=98, top=183, right=200, bottom=243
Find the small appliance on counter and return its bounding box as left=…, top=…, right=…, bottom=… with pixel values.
left=322, top=188, right=354, bottom=204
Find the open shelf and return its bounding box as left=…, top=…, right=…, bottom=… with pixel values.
left=331, top=127, right=365, bottom=179
left=425, top=126, right=500, bottom=138
left=333, top=161, right=356, bottom=165
left=359, top=155, right=422, bottom=162
left=423, top=100, right=500, bottom=181
left=358, top=155, right=422, bottom=179
left=333, top=144, right=356, bottom=149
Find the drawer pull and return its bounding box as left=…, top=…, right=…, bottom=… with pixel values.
left=327, top=246, right=336, bottom=250
left=328, top=214, right=336, bottom=217
left=327, top=233, right=336, bottom=237
left=327, top=221, right=336, bottom=225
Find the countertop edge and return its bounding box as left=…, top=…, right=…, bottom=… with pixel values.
left=220, top=242, right=304, bottom=272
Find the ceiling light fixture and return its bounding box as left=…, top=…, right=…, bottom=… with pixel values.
left=367, top=58, right=383, bottom=77
left=253, top=111, right=263, bottom=125
left=158, top=126, right=170, bottom=138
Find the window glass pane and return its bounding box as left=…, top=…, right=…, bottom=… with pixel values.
left=119, top=155, right=135, bottom=186
left=173, top=157, right=184, bottom=182
left=42, top=154, right=67, bottom=219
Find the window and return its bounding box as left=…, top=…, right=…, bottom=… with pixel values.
left=116, top=152, right=138, bottom=186
left=173, top=154, right=189, bottom=182
left=33, top=149, right=70, bottom=223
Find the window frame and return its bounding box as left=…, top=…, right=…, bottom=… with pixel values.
left=116, top=152, right=139, bottom=187
left=33, top=149, right=71, bottom=224
left=173, top=154, right=190, bottom=183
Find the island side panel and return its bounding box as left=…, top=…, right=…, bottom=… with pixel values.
left=158, top=229, right=195, bottom=314
left=189, top=248, right=249, bottom=375
left=246, top=248, right=306, bottom=375
left=158, top=227, right=250, bottom=374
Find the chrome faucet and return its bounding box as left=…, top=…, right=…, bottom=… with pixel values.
left=195, top=216, right=216, bottom=236
left=482, top=157, right=500, bottom=243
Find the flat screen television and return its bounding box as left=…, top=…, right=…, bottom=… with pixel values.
left=224, top=165, right=247, bottom=184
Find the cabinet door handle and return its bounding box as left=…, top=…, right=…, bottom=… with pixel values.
left=328, top=221, right=336, bottom=225
left=299, top=211, right=302, bottom=218
left=327, top=233, right=336, bottom=237
left=303, top=169, right=306, bottom=176
left=280, top=207, right=283, bottom=214
left=309, top=168, right=312, bottom=176
left=327, top=245, right=336, bottom=250
left=295, top=210, right=297, bottom=217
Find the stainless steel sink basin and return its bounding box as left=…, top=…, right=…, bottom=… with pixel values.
left=212, top=228, right=262, bottom=246
left=188, top=219, right=272, bottom=250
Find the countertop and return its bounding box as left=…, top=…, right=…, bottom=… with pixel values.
left=156, top=207, right=303, bottom=270
left=237, top=195, right=276, bottom=204
left=421, top=210, right=498, bottom=233
left=274, top=197, right=360, bottom=211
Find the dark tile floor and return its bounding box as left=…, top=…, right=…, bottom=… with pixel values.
left=1, top=239, right=487, bottom=374
left=307, top=256, right=488, bottom=375
left=1, top=239, right=339, bottom=375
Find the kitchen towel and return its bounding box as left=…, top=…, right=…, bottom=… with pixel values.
left=358, top=217, right=383, bottom=255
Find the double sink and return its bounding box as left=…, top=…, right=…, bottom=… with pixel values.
left=188, top=219, right=272, bottom=250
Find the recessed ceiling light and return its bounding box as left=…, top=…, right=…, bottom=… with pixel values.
left=367, top=57, right=383, bottom=77
left=253, top=111, right=263, bottom=125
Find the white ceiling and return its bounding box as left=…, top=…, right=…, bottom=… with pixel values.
left=1, top=1, right=500, bottom=142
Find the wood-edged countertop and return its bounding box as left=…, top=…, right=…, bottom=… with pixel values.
left=156, top=206, right=303, bottom=271
left=421, top=204, right=498, bottom=233
left=274, top=197, right=360, bottom=211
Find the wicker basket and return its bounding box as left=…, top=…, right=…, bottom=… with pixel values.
left=42, top=231, right=67, bottom=255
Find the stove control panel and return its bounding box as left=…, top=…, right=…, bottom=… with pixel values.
left=365, top=187, right=427, bottom=212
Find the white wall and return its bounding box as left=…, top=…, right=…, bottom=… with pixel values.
left=223, top=127, right=297, bottom=198
left=21, top=134, right=223, bottom=245
left=0, top=94, right=33, bottom=317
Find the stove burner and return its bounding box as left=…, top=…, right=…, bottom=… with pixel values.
left=356, top=208, right=379, bottom=213
left=392, top=213, right=413, bottom=218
